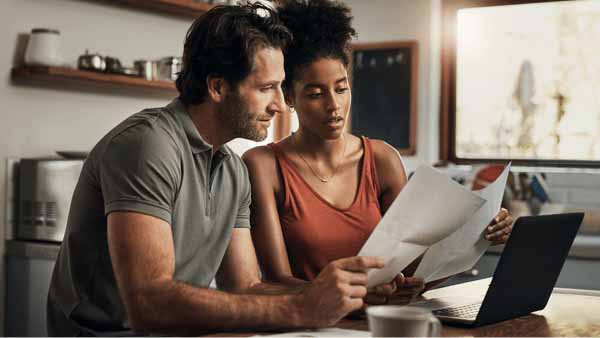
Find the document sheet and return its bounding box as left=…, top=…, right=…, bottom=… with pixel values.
left=257, top=328, right=369, bottom=337
left=358, top=165, right=486, bottom=288
left=414, top=164, right=511, bottom=282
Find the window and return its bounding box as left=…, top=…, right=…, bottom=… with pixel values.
left=440, top=0, right=600, bottom=167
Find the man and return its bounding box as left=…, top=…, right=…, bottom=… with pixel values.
left=47, top=3, right=384, bottom=336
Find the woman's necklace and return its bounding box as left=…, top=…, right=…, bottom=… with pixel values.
left=292, top=132, right=347, bottom=183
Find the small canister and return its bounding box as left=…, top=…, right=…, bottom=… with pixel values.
left=157, top=57, right=182, bottom=81
left=134, top=60, right=154, bottom=80
left=24, top=28, right=63, bottom=66
left=77, top=50, right=105, bottom=72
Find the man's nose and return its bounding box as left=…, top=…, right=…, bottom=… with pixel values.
left=268, top=86, right=286, bottom=115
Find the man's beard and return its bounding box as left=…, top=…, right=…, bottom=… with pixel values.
left=217, top=91, right=268, bottom=142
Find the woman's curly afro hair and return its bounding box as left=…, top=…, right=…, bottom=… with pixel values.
left=277, top=0, right=356, bottom=92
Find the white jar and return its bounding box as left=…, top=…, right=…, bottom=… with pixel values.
left=24, top=28, right=63, bottom=67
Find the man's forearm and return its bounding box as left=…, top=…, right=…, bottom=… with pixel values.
left=243, top=278, right=308, bottom=295
left=127, top=279, right=307, bottom=335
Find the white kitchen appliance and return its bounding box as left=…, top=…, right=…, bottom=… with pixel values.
left=17, top=158, right=83, bottom=242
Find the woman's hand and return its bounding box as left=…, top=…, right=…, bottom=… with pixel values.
left=364, top=273, right=425, bottom=305
left=485, top=207, right=514, bottom=245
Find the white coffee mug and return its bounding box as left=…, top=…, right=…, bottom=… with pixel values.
left=367, top=306, right=441, bottom=337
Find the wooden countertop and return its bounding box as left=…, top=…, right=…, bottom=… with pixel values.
left=420, top=278, right=600, bottom=336
left=207, top=278, right=600, bottom=337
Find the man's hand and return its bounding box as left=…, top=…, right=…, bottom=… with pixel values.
left=485, top=207, right=514, bottom=245
left=295, top=256, right=384, bottom=327
left=365, top=273, right=425, bottom=305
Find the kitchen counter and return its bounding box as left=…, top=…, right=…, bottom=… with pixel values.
left=487, top=210, right=600, bottom=259
left=577, top=208, right=600, bottom=234
left=5, top=240, right=60, bottom=336
left=488, top=233, right=600, bottom=259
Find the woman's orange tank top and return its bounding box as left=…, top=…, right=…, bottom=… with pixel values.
left=268, top=136, right=382, bottom=280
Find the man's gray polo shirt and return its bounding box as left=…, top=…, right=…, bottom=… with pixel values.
left=47, top=99, right=251, bottom=336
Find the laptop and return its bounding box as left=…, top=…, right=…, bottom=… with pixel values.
left=411, top=212, right=584, bottom=327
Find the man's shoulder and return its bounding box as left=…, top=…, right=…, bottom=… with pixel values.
left=222, top=145, right=248, bottom=175
left=116, top=106, right=181, bottom=144
left=89, top=106, right=183, bottom=167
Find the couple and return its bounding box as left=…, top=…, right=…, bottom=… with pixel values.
left=47, top=0, right=513, bottom=336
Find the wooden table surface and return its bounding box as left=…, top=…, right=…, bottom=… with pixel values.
left=338, top=278, right=600, bottom=336
left=209, top=278, right=600, bottom=337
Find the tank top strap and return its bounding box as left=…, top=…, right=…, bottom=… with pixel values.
left=361, top=136, right=382, bottom=198
left=267, top=142, right=291, bottom=172
left=267, top=142, right=293, bottom=210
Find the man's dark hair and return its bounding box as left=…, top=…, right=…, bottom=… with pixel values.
left=277, top=0, right=356, bottom=93
left=176, top=3, right=292, bottom=105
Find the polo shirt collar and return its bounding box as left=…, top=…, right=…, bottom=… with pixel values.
left=167, top=98, right=230, bottom=158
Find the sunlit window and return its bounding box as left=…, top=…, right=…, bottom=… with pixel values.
left=455, top=0, right=600, bottom=161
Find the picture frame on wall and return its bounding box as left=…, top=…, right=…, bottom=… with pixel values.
left=350, top=41, right=418, bottom=155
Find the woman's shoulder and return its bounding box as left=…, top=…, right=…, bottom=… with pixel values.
left=242, top=137, right=294, bottom=174
left=367, top=138, right=403, bottom=166
left=242, top=141, right=287, bottom=192
left=365, top=138, right=407, bottom=184
left=242, top=144, right=277, bottom=170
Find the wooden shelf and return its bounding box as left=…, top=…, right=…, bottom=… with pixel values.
left=11, top=66, right=177, bottom=94
left=112, top=0, right=215, bottom=17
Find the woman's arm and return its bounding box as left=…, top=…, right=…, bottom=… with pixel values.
left=242, top=146, right=307, bottom=287
left=370, top=140, right=408, bottom=214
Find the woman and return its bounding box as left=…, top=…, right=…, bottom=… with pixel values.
left=243, top=0, right=513, bottom=304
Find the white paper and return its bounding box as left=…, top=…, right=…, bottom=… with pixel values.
left=414, top=163, right=511, bottom=282
left=359, top=165, right=486, bottom=288
left=256, top=328, right=369, bottom=337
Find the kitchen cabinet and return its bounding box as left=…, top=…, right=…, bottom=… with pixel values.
left=5, top=241, right=59, bottom=337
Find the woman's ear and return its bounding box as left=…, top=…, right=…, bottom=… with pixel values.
left=206, top=75, right=229, bottom=103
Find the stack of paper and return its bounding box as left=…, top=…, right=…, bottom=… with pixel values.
left=359, top=164, right=510, bottom=287
left=256, top=328, right=369, bottom=337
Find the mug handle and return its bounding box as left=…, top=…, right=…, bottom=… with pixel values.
left=428, top=315, right=442, bottom=337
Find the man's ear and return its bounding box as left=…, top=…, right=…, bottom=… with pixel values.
left=206, top=75, right=230, bottom=103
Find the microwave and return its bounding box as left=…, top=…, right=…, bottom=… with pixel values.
left=17, top=158, right=84, bottom=242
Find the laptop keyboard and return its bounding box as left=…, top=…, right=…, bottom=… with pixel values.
left=433, top=302, right=482, bottom=319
